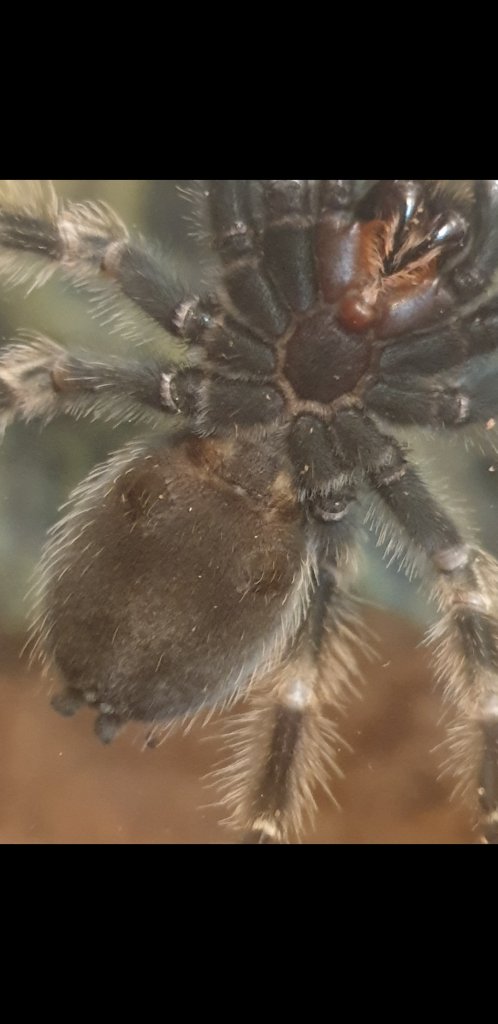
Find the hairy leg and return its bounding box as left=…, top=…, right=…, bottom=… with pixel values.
left=217, top=557, right=365, bottom=844
left=0, top=333, right=285, bottom=436
left=0, top=334, right=187, bottom=431
left=336, top=409, right=498, bottom=843
left=207, top=180, right=290, bottom=338
left=379, top=309, right=498, bottom=378
left=0, top=180, right=211, bottom=342
left=365, top=368, right=498, bottom=428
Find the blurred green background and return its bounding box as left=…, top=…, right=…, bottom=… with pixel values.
left=1, top=180, right=498, bottom=639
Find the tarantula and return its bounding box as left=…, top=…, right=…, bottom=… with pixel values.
left=0, top=179, right=497, bottom=845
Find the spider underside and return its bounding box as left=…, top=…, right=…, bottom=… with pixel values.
left=1, top=178, right=498, bottom=844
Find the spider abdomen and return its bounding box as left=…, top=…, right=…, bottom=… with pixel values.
left=40, top=434, right=312, bottom=737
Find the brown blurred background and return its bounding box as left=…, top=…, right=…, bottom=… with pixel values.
left=0, top=180, right=494, bottom=844
left=0, top=609, right=473, bottom=844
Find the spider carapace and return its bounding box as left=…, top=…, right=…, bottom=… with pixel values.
left=0, top=179, right=497, bottom=844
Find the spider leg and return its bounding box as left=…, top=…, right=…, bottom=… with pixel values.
left=197, top=182, right=332, bottom=377
left=336, top=410, right=498, bottom=843
left=0, top=180, right=212, bottom=343
left=171, top=368, right=284, bottom=433
left=288, top=414, right=356, bottom=525
left=250, top=419, right=360, bottom=814
left=202, top=315, right=276, bottom=377
left=365, top=369, right=498, bottom=428
left=0, top=333, right=285, bottom=436
left=429, top=551, right=498, bottom=844
left=451, top=180, right=498, bottom=298
left=0, top=334, right=189, bottom=432
left=217, top=559, right=365, bottom=844
left=207, top=180, right=291, bottom=337
left=379, top=309, right=498, bottom=378
left=315, top=180, right=361, bottom=301
left=258, top=180, right=317, bottom=313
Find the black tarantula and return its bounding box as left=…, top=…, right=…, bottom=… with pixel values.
left=0, top=179, right=497, bottom=845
